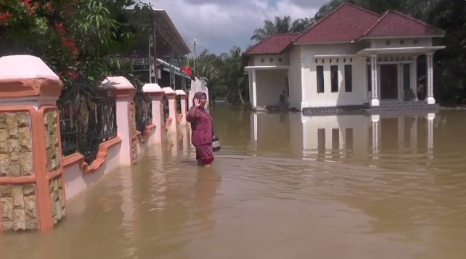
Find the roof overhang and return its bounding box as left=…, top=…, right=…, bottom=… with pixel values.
left=357, top=46, right=446, bottom=56
left=151, top=9, right=191, bottom=55
left=359, top=34, right=445, bottom=41
left=314, top=54, right=356, bottom=58
left=157, top=58, right=190, bottom=79
left=293, top=41, right=353, bottom=46
left=244, top=65, right=289, bottom=71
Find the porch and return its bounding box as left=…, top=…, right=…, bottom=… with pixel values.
left=358, top=46, right=445, bottom=107
left=244, top=65, right=290, bottom=111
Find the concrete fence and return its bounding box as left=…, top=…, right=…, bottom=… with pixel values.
left=0, top=55, right=188, bottom=233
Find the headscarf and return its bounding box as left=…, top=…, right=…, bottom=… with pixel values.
left=194, top=91, right=206, bottom=99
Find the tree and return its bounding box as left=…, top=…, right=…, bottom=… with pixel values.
left=0, top=0, right=151, bottom=85
left=250, top=16, right=314, bottom=41
left=188, top=46, right=249, bottom=105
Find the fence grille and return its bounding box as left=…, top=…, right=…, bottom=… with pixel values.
left=57, top=77, right=117, bottom=164
left=134, top=89, right=153, bottom=133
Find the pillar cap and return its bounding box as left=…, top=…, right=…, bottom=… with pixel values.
left=175, top=89, right=186, bottom=96
left=0, top=55, right=63, bottom=98
left=100, top=76, right=135, bottom=99
left=101, top=76, right=134, bottom=89
left=143, top=83, right=165, bottom=97
left=162, top=87, right=176, bottom=96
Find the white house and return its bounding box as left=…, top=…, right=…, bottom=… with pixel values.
left=243, top=3, right=446, bottom=111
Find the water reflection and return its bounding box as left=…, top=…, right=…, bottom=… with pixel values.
left=4, top=107, right=466, bottom=259
left=250, top=111, right=437, bottom=169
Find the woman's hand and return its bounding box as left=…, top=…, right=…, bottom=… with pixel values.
left=194, top=98, right=201, bottom=107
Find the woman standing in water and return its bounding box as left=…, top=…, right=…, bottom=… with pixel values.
left=186, top=92, right=214, bottom=166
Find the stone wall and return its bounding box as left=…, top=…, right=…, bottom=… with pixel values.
left=1, top=184, right=38, bottom=231
left=0, top=112, right=33, bottom=177
left=129, top=102, right=136, bottom=134
left=44, top=110, right=61, bottom=172
left=49, top=177, right=65, bottom=225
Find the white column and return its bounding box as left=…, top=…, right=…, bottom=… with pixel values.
left=252, top=69, right=257, bottom=109
left=427, top=113, right=435, bottom=159
left=411, top=56, right=418, bottom=101
left=426, top=53, right=435, bottom=104
left=410, top=117, right=418, bottom=152
left=371, top=115, right=380, bottom=160
left=370, top=54, right=379, bottom=106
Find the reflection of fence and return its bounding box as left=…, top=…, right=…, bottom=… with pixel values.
left=57, top=77, right=117, bottom=164
left=134, top=89, right=152, bottom=133
left=176, top=94, right=182, bottom=114
left=162, top=95, right=169, bottom=121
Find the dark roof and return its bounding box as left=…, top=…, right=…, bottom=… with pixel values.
left=361, top=10, right=444, bottom=38
left=245, top=3, right=444, bottom=55
left=244, top=33, right=299, bottom=55
left=294, top=3, right=380, bottom=44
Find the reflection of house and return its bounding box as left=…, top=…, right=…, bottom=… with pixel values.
left=120, top=9, right=191, bottom=89
left=243, top=4, right=445, bottom=111
left=250, top=112, right=435, bottom=161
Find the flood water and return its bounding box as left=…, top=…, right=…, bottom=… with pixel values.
left=2, top=106, right=466, bottom=259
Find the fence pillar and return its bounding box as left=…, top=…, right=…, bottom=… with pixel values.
left=162, top=87, right=176, bottom=134
left=142, top=83, right=165, bottom=144
left=0, top=55, right=65, bottom=232
left=101, top=77, right=136, bottom=166
left=175, top=90, right=187, bottom=126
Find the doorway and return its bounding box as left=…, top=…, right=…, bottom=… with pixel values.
left=380, top=64, right=398, bottom=100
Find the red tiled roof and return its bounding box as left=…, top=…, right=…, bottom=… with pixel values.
left=245, top=3, right=444, bottom=55
left=293, top=3, right=380, bottom=44
left=245, top=33, right=299, bottom=55
left=362, top=10, right=444, bottom=38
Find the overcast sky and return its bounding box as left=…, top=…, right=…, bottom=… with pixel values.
left=146, top=0, right=330, bottom=55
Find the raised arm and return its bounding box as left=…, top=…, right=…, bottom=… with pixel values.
left=186, top=106, right=197, bottom=123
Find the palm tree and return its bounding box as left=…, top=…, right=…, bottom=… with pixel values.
left=250, top=16, right=314, bottom=41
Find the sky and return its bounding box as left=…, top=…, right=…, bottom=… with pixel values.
left=147, top=0, right=330, bottom=55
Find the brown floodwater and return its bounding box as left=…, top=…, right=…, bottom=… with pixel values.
left=2, top=106, right=466, bottom=259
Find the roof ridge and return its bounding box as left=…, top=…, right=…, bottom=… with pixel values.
left=386, top=10, right=445, bottom=34
left=293, top=3, right=380, bottom=43
left=343, top=2, right=381, bottom=17
left=361, top=10, right=390, bottom=37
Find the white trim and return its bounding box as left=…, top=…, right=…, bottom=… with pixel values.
left=357, top=46, right=445, bottom=55
left=244, top=65, right=289, bottom=71
left=293, top=41, right=353, bottom=45
left=359, top=35, right=444, bottom=40
left=313, top=54, right=357, bottom=58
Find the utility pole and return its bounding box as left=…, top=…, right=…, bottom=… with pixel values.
left=193, top=39, right=197, bottom=77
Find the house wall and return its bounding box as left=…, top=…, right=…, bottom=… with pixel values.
left=370, top=38, right=432, bottom=48
left=301, top=43, right=368, bottom=108
left=253, top=54, right=289, bottom=66
left=287, top=46, right=303, bottom=109
left=256, top=69, right=288, bottom=107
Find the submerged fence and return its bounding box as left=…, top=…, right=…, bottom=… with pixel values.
left=56, top=77, right=118, bottom=164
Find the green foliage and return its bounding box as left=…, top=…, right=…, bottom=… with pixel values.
left=189, top=46, right=249, bottom=105
left=0, top=0, right=152, bottom=87
left=251, top=16, right=314, bottom=41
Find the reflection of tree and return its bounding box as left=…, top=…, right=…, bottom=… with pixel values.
left=194, top=168, right=220, bottom=235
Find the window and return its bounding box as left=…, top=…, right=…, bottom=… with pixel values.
left=317, top=66, right=324, bottom=93
left=331, top=65, right=339, bottom=92
left=367, top=64, right=372, bottom=92
left=344, top=65, right=352, bottom=92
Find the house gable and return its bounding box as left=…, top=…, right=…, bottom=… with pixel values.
left=361, top=10, right=444, bottom=38
left=293, top=4, right=380, bottom=44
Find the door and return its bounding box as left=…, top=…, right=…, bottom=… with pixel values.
left=380, top=64, right=398, bottom=100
